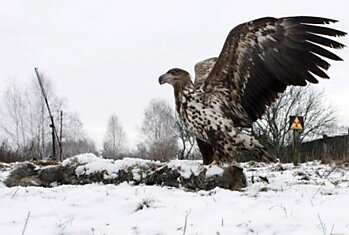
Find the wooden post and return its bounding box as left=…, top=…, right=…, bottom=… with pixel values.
left=50, top=121, right=56, bottom=160
left=59, top=110, right=63, bottom=161
left=292, top=130, right=299, bottom=166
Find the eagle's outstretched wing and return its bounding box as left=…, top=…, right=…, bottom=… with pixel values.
left=194, top=57, right=217, bottom=88
left=203, top=16, right=346, bottom=122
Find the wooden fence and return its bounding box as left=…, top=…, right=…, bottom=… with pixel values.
left=281, top=134, right=349, bottom=162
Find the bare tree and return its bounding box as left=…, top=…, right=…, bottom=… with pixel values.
left=253, top=86, right=336, bottom=159
left=63, top=112, right=84, bottom=142
left=324, top=124, right=349, bottom=136
left=175, top=116, right=196, bottom=160
left=0, top=75, right=67, bottom=160
left=139, top=99, right=178, bottom=161
left=135, top=142, right=147, bottom=159
left=0, top=83, right=28, bottom=150
left=62, top=112, right=96, bottom=158
left=0, top=75, right=97, bottom=160
left=25, top=75, right=65, bottom=159
left=59, top=138, right=96, bottom=158
left=103, top=115, right=126, bottom=159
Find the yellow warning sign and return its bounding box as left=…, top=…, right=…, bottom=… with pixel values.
left=289, top=116, right=304, bottom=130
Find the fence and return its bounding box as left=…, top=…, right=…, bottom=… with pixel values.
left=281, top=134, right=349, bottom=162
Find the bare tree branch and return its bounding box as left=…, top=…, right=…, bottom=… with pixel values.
left=103, top=115, right=126, bottom=159
left=253, top=86, right=337, bottom=160
left=139, top=99, right=178, bottom=161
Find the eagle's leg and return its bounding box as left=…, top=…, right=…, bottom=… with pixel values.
left=205, top=130, right=234, bottom=164
left=196, top=138, right=223, bottom=165
left=196, top=138, right=214, bottom=165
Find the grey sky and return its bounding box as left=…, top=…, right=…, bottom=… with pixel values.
left=1, top=0, right=348, bottom=149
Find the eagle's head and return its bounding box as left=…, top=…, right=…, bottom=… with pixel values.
left=159, top=68, right=192, bottom=88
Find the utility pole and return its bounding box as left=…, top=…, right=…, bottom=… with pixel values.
left=34, top=68, right=62, bottom=161
left=59, top=110, right=63, bottom=161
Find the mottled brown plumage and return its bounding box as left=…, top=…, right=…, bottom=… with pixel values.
left=159, top=16, right=346, bottom=164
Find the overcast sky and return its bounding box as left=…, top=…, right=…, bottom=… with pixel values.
left=1, top=0, right=348, bottom=149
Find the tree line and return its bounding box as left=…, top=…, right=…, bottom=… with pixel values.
left=0, top=75, right=96, bottom=162
left=102, top=99, right=199, bottom=161
left=1, top=74, right=346, bottom=163
left=0, top=74, right=198, bottom=162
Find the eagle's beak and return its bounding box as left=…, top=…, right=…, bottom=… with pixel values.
left=158, top=74, right=167, bottom=85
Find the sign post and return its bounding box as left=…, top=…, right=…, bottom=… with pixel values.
left=289, top=116, right=304, bottom=165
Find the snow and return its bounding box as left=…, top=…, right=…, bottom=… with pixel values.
left=1, top=157, right=349, bottom=235
left=62, top=153, right=155, bottom=178
left=167, top=159, right=202, bottom=178
left=205, top=165, right=224, bottom=177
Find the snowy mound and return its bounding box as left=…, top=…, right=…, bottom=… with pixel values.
left=1, top=153, right=246, bottom=190
left=62, top=153, right=156, bottom=180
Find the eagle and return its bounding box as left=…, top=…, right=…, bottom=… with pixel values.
left=159, top=16, right=346, bottom=165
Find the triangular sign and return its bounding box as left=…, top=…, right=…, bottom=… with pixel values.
left=289, top=116, right=304, bottom=130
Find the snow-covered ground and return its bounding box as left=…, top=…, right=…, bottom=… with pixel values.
left=0, top=156, right=348, bottom=235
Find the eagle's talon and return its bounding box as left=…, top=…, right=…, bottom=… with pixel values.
left=209, top=159, right=219, bottom=166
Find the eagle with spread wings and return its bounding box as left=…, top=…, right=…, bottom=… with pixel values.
left=159, top=16, right=346, bottom=165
